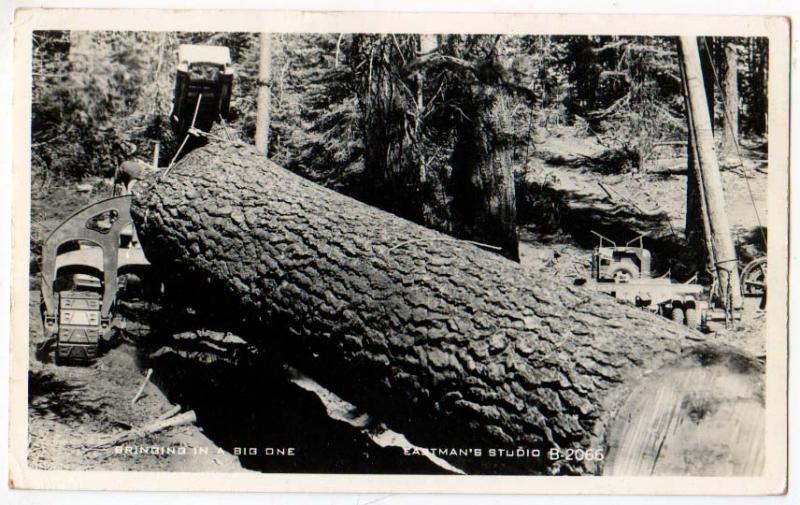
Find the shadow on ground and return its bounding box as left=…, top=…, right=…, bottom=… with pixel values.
left=28, top=370, right=104, bottom=421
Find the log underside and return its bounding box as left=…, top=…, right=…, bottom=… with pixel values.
left=131, top=141, right=763, bottom=475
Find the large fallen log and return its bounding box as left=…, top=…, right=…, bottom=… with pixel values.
left=130, top=141, right=764, bottom=475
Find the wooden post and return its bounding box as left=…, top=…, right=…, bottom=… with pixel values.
left=255, top=32, right=272, bottom=157
left=678, top=37, right=741, bottom=309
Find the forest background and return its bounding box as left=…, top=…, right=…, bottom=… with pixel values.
left=30, top=32, right=768, bottom=264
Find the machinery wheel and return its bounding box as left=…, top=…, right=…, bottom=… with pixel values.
left=609, top=263, right=639, bottom=284
left=740, top=257, right=767, bottom=297
left=670, top=304, right=685, bottom=324
left=685, top=307, right=700, bottom=330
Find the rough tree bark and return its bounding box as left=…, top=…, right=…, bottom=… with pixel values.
left=357, top=36, right=520, bottom=262
left=359, top=36, right=419, bottom=222
left=131, top=141, right=763, bottom=475
left=407, top=44, right=521, bottom=262
left=450, top=97, right=520, bottom=262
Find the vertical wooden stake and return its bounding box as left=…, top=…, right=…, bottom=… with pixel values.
left=131, top=368, right=153, bottom=405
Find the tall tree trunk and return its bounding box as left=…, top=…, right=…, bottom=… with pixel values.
left=685, top=37, right=729, bottom=271
left=678, top=36, right=742, bottom=309
left=752, top=38, right=768, bottom=135
left=415, top=35, right=438, bottom=177
left=415, top=35, right=438, bottom=222
left=681, top=59, right=714, bottom=270
left=255, top=32, right=272, bottom=157
left=699, top=37, right=716, bottom=130
left=68, top=31, right=92, bottom=65
left=130, top=141, right=764, bottom=476
left=451, top=95, right=520, bottom=262
left=720, top=41, right=740, bottom=160
left=540, top=37, right=551, bottom=110
left=357, top=35, right=519, bottom=261
left=359, top=37, right=414, bottom=225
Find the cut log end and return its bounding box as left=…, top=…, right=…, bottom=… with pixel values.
left=603, top=347, right=764, bottom=476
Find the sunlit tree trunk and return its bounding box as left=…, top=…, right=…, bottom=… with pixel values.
left=720, top=41, right=740, bottom=160
left=255, top=32, right=272, bottom=157
left=679, top=36, right=742, bottom=309
left=415, top=35, right=437, bottom=185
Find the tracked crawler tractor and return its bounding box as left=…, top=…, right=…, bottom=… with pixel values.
left=40, top=196, right=150, bottom=364
left=40, top=44, right=234, bottom=365
left=170, top=44, right=233, bottom=138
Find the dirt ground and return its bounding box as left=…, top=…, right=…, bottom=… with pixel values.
left=25, top=126, right=769, bottom=472
left=26, top=182, right=244, bottom=472
left=518, top=126, right=768, bottom=358
left=27, top=293, right=244, bottom=472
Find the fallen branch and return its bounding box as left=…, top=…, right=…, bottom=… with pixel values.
left=599, top=181, right=663, bottom=219
left=405, top=52, right=538, bottom=102
left=588, top=93, right=631, bottom=119
left=652, top=103, right=688, bottom=131
left=591, top=39, right=628, bottom=54
left=89, top=410, right=197, bottom=448
left=154, top=404, right=182, bottom=423
left=597, top=181, right=616, bottom=201
left=653, top=141, right=688, bottom=147
left=131, top=368, right=153, bottom=405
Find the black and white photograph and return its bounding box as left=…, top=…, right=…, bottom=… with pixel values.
left=7, top=9, right=790, bottom=494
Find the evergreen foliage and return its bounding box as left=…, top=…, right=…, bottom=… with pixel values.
left=30, top=31, right=768, bottom=249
